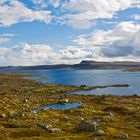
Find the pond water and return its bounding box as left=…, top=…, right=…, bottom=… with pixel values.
left=0, top=69, right=140, bottom=95
left=32, top=103, right=81, bottom=112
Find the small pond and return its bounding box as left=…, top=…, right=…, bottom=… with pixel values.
left=32, top=102, right=81, bottom=112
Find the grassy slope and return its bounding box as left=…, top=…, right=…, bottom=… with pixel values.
left=0, top=73, right=140, bottom=140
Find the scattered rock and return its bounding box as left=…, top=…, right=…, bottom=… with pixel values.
left=103, top=116, right=113, bottom=122
left=24, top=99, right=28, bottom=102
left=8, top=111, right=15, bottom=117
left=78, top=120, right=98, bottom=132
left=59, top=99, right=69, bottom=104
left=13, top=103, right=17, bottom=106
left=50, top=128, right=61, bottom=133
left=109, top=111, right=114, bottom=117
left=40, top=108, right=47, bottom=111
left=113, top=134, right=128, bottom=139
left=66, top=123, right=71, bottom=127
left=21, top=113, right=25, bottom=117
left=38, top=123, right=52, bottom=130
left=6, top=104, right=10, bottom=108
left=61, top=115, right=69, bottom=121
left=92, top=138, right=97, bottom=140
left=32, top=110, right=38, bottom=114
left=9, top=118, right=16, bottom=122
left=96, top=130, right=106, bottom=136
left=79, top=117, right=84, bottom=121
left=0, top=114, right=6, bottom=118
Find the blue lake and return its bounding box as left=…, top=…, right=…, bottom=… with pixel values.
left=0, top=70, right=140, bottom=96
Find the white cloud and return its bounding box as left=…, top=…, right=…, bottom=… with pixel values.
left=1, top=21, right=140, bottom=66
left=0, top=38, right=10, bottom=44
left=0, top=34, right=15, bottom=37
left=0, top=25, right=140, bottom=66
left=132, top=14, right=140, bottom=20
left=72, top=21, right=140, bottom=61
left=32, top=0, right=44, bottom=5
left=0, top=0, right=52, bottom=27
left=131, top=0, right=140, bottom=8
left=32, top=0, right=47, bottom=8
left=0, top=0, right=140, bottom=65
left=49, top=0, right=61, bottom=8
left=0, top=0, right=139, bottom=29
left=0, top=43, right=55, bottom=66
left=59, top=46, right=94, bottom=60
left=0, top=33, right=15, bottom=44
left=61, top=0, right=134, bottom=29
left=32, top=0, right=61, bottom=8
left=0, top=42, right=93, bottom=65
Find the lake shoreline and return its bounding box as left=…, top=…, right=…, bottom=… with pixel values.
left=0, top=69, right=139, bottom=96
left=0, top=73, right=140, bottom=140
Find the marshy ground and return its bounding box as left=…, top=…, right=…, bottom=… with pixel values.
left=0, top=73, right=140, bottom=140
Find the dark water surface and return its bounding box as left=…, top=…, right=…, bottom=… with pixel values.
left=0, top=70, right=140, bottom=95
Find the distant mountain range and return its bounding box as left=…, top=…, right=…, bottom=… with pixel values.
left=0, top=60, right=140, bottom=70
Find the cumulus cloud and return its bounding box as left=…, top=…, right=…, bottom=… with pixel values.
left=0, top=38, right=10, bottom=44
left=0, top=1, right=140, bottom=65
left=0, top=0, right=52, bottom=27
left=0, top=34, right=15, bottom=44
left=32, top=0, right=44, bottom=5
left=0, top=0, right=139, bottom=29
left=0, top=43, right=55, bottom=66
left=0, top=34, right=15, bottom=37
left=32, top=0, right=61, bottom=8
left=0, top=43, right=94, bottom=65
left=132, top=14, right=140, bottom=20
left=59, top=47, right=94, bottom=60
left=30, top=0, right=140, bottom=29
left=32, top=0, right=48, bottom=8
left=61, top=0, right=134, bottom=29
left=73, top=21, right=140, bottom=60
left=1, top=21, right=140, bottom=66
left=131, top=0, right=140, bottom=8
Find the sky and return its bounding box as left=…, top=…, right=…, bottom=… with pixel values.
left=0, top=0, right=140, bottom=66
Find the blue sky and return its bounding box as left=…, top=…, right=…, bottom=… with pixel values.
left=0, top=0, right=140, bottom=66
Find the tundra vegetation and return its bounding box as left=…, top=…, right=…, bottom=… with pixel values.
left=0, top=73, right=140, bottom=140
